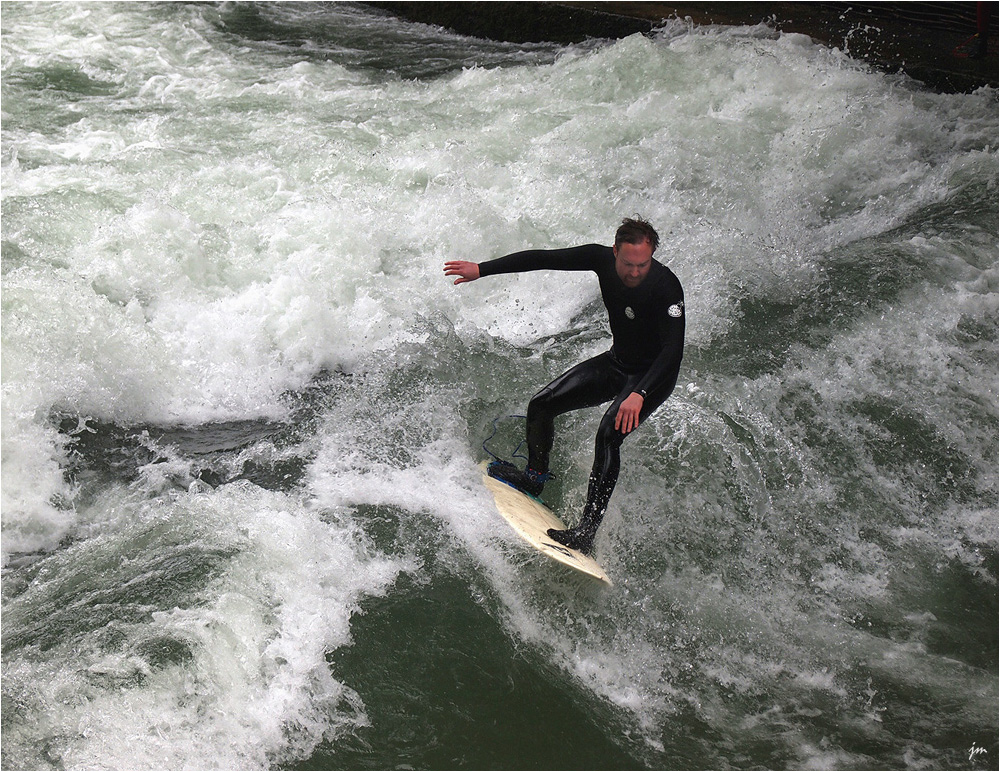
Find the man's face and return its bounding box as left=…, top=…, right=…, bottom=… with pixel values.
left=613, top=240, right=653, bottom=288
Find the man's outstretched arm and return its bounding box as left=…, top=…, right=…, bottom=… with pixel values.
left=447, top=245, right=605, bottom=286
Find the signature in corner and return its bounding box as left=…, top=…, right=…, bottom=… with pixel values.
left=968, top=742, right=987, bottom=762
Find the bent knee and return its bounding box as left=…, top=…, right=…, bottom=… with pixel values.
left=527, top=385, right=558, bottom=416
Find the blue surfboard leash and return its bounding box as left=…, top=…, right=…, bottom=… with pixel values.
left=482, top=414, right=529, bottom=465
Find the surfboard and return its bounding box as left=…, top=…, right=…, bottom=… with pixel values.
left=481, top=463, right=611, bottom=585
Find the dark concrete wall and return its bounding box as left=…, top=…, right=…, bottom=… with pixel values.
left=366, top=1, right=653, bottom=44
left=365, top=1, right=997, bottom=93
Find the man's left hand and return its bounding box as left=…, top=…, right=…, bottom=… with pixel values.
left=615, top=392, right=644, bottom=434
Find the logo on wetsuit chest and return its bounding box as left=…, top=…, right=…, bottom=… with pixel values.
left=624, top=306, right=635, bottom=320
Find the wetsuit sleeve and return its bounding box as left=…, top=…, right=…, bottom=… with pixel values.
left=634, top=301, right=685, bottom=399
left=478, top=244, right=607, bottom=277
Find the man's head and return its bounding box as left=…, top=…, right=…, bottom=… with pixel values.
left=613, top=217, right=658, bottom=288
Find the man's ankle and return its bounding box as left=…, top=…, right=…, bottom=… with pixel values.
left=488, top=461, right=549, bottom=497
left=546, top=527, right=594, bottom=555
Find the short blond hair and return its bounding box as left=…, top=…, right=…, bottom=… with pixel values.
left=615, top=217, right=659, bottom=253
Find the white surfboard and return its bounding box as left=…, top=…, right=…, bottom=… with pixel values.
left=481, top=463, right=611, bottom=585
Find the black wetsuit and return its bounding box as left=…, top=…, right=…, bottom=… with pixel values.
left=479, top=244, right=684, bottom=546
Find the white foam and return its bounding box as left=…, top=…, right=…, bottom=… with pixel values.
left=2, top=481, right=413, bottom=770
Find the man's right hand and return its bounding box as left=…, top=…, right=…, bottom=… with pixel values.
left=444, top=261, right=480, bottom=285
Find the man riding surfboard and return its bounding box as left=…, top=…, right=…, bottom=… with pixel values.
left=445, top=217, right=684, bottom=555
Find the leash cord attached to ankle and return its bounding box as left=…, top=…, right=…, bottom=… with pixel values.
left=482, top=414, right=529, bottom=464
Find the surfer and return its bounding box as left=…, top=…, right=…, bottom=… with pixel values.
left=444, top=217, right=684, bottom=554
